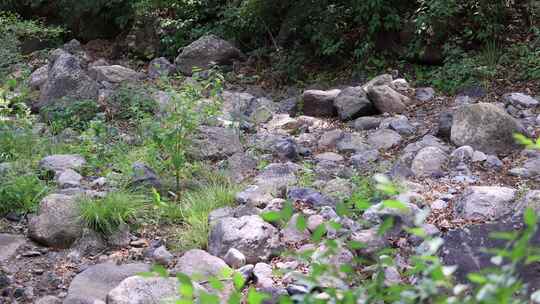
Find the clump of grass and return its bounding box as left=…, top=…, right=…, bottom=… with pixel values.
left=167, top=182, right=238, bottom=252
left=78, top=191, right=146, bottom=235
left=0, top=172, right=49, bottom=215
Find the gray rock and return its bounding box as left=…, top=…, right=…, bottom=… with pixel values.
left=437, top=111, right=453, bottom=139
left=175, top=35, right=244, bottom=75
left=510, top=157, right=540, bottom=178
left=450, top=103, right=524, bottom=155
left=472, top=150, right=487, bottom=162
left=336, top=133, right=371, bottom=153
left=172, top=249, right=230, bottom=279
left=415, top=87, right=435, bottom=102
left=362, top=74, right=393, bottom=92
left=318, top=129, right=344, bottom=149
left=236, top=185, right=273, bottom=207
left=35, top=296, right=62, bottom=304
left=148, top=57, right=176, bottom=79
left=485, top=155, right=503, bottom=170
left=282, top=214, right=310, bottom=244
left=352, top=116, right=382, bottom=131
left=107, top=276, right=181, bottom=304
left=363, top=201, right=421, bottom=227
left=287, top=187, right=334, bottom=207
left=38, top=49, right=99, bottom=109
left=152, top=245, right=174, bottom=266
left=208, top=215, right=281, bottom=264
left=29, top=65, right=49, bottom=90
left=440, top=219, right=540, bottom=293
left=28, top=194, right=82, bottom=248
left=70, top=228, right=107, bottom=257
left=64, top=262, right=150, bottom=304
left=387, top=116, right=416, bottom=136
left=367, top=129, right=402, bottom=150
left=131, top=162, right=162, bottom=190
left=307, top=214, right=325, bottom=232
left=253, top=263, right=274, bottom=289
left=224, top=248, right=246, bottom=269
left=0, top=234, right=25, bottom=262
left=302, top=89, right=340, bottom=117
left=450, top=146, right=474, bottom=167
left=39, top=154, right=86, bottom=173
left=225, top=152, right=257, bottom=183
left=351, top=149, right=379, bottom=170
left=503, top=92, right=539, bottom=109
left=89, top=65, right=141, bottom=83
left=367, top=85, right=409, bottom=114
left=273, top=138, right=298, bottom=160
left=56, top=169, right=82, bottom=188
left=514, top=190, right=540, bottom=218
left=314, top=152, right=344, bottom=163
left=254, top=162, right=299, bottom=196
left=333, top=86, right=373, bottom=120
left=455, top=186, right=516, bottom=221
left=351, top=228, right=388, bottom=257
left=411, top=146, right=448, bottom=177
left=321, top=178, right=353, bottom=202
left=390, top=78, right=410, bottom=92
left=191, top=126, right=243, bottom=160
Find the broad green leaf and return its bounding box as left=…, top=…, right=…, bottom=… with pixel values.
left=382, top=199, right=408, bottom=210
left=233, top=272, right=246, bottom=290
left=467, top=273, right=487, bottom=284
left=261, top=211, right=281, bottom=222
left=311, top=224, right=327, bottom=242
left=247, top=287, right=269, bottom=304
left=295, top=214, right=307, bottom=231
left=524, top=207, right=537, bottom=227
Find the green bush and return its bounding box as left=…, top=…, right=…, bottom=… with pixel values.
left=41, top=99, right=100, bottom=134
left=78, top=191, right=146, bottom=235
left=106, top=84, right=157, bottom=122
left=0, top=171, right=49, bottom=215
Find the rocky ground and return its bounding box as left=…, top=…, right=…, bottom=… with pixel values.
left=1, top=35, right=539, bottom=303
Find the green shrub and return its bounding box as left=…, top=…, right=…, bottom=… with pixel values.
left=105, top=84, right=157, bottom=122
left=0, top=171, right=49, bottom=215
left=163, top=181, right=238, bottom=251
left=78, top=191, right=146, bottom=235
left=41, top=99, right=100, bottom=134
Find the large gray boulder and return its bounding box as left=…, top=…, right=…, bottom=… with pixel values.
left=0, top=234, right=25, bottom=263
left=191, top=126, right=243, bottom=160
left=503, top=92, right=539, bottom=109
left=455, top=186, right=517, bottom=221
left=88, top=65, right=141, bottom=83
left=64, top=262, right=150, bottom=304
left=208, top=215, right=281, bottom=264
left=367, top=129, right=402, bottom=150
left=333, top=86, right=373, bottom=120
left=37, top=49, right=99, bottom=110
left=171, top=249, right=230, bottom=279
left=39, top=154, right=86, bottom=173
left=450, top=103, right=524, bottom=155
left=411, top=146, right=448, bottom=177
left=367, top=85, right=410, bottom=114
left=148, top=57, right=176, bottom=79
left=107, top=276, right=180, bottom=304
left=29, top=65, right=49, bottom=90
left=28, top=194, right=83, bottom=248
left=175, top=35, right=244, bottom=75
left=302, top=89, right=340, bottom=117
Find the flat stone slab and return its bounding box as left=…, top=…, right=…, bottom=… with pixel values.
left=0, top=234, right=25, bottom=263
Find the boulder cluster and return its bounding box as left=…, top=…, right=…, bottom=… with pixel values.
left=1, top=35, right=539, bottom=303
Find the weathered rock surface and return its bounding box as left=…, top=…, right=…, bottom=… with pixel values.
left=455, top=186, right=516, bottom=221
left=107, top=276, right=180, bottom=304
left=450, top=103, right=524, bottom=155
left=64, top=262, right=150, bottom=304
left=175, top=35, right=244, bottom=75
left=367, top=85, right=410, bottom=114
left=191, top=126, right=243, bottom=160
left=411, top=146, right=448, bottom=177
left=28, top=194, right=83, bottom=248
left=38, top=49, right=99, bottom=110
left=89, top=65, right=141, bottom=83
left=302, top=89, right=340, bottom=117
left=208, top=215, right=281, bottom=264
left=172, top=249, right=230, bottom=279
left=39, top=154, right=86, bottom=173
left=333, top=86, right=373, bottom=120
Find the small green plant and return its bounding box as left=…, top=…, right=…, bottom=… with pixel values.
left=148, top=69, right=223, bottom=193
left=164, top=181, right=238, bottom=251
left=0, top=171, right=48, bottom=215
left=106, top=84, right=157, bottom=122
left=297, top=161, right=315, bottom=187
left=78, top=191, right=146, bottom=235
left=41, top=99, right=100, bottom=133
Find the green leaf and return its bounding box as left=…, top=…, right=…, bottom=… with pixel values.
left=233, top=272, right=246, bottom=290
left=261, top=211, right=281, bottom=222
left=247, top=287, right=269, bottom=304
left=199, top=292, right=220, bottom=304
left=176, top=273, right=194, bottom=299
left=467, top=273, right=487, bottom=284
left=382, top=199, right=408, bottom=210
left=295, top=214, right=307, bottom=231
left=227, top=291, right=242, bottom=304
left=311, top=224, right=327, bottom=242
left=524, top=207, right=537, bottom=227
left=208, top=277, right=224, bottom=291
left=151, top=264, right=168, bottom=277
left=378, top=217, right=395, bottom=236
